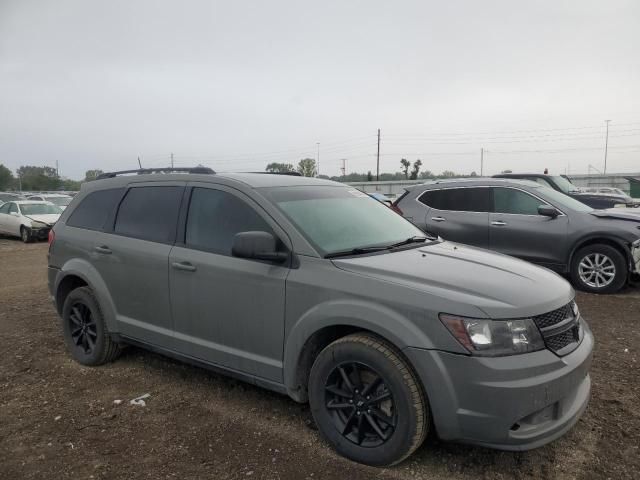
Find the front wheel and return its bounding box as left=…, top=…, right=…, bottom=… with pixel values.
left=570, top=244, right=627, bottom=294
left=20, top=226, right=32, bottom=243
left=308, top=333, right=428, bottom=466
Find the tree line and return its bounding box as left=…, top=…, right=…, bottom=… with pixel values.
left=266, top=158, right=476, bottom=182
left=0, top=164, right=106, bottom=192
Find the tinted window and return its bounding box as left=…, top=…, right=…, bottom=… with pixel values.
left=419, top=188, right=490, bottom=212
left=67, top=188, right=124, bottom=231
left=185, top=188, right=273, bottom=255
left=493, top=188, right=547, bottom=215
left=114, top=186, right=183, bottom=243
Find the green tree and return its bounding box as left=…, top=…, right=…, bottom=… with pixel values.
left=470, top=171, right=478, bottom=177
left=367, top=171, right=373, bottom=181
left=265, top=162, right=295, bottom=173
left=0, top=164, right=15, bottom=190
left=297, top=158, right=317, bottom=177
left=400, top=159, right=411, bottom=179
left=84, top=169, right=104, bottom=181
left=410, top=159, right=422, bottom=180
left=16, top=166, right=61, bottom=191
left=419, top=170, right=434, bottom=179
left=440, top=170, right=456, bottom=178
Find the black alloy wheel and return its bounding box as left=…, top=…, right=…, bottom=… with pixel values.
left=68, top=302, right=98, bottom=356
left=324, top=362, right=396, bottom=447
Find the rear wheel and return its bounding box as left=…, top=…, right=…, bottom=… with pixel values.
left=61, top=287, right=121, bottom=366
left=570, top=244, right=627, bottom=294
left=308, top=333, right=428, bottom=466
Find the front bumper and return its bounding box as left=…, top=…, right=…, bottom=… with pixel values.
left=405, top=319, right=594, bottom=450
left=29, top=226, right=52, bottom=239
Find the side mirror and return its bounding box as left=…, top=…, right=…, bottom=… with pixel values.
left=232, top=231, right=288, bottom=263
left=538, top=205, right=559, bottom=218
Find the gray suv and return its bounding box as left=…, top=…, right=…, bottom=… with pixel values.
left=395, top=179, right=640, bottom=294
left=48, top=168, right=593, bottom=466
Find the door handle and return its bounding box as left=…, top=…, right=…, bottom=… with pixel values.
left=431, top=216, right=446, bottom=222
left=171, top=261, right=197, bottom=272
left=491, top=221, right=507, bottom=226
left=94, top=245, right=112, bottom=254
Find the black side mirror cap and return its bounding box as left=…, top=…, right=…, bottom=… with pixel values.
left=232, top=231, right=288, bottom=263
left=538, top=205, right=559, bottom=218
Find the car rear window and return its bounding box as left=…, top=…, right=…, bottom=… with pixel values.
left=114, top=186, right=183, bottom=243
left=419, top=187, right=490, bottom=212
left=67, top=188, right=124, bottom=231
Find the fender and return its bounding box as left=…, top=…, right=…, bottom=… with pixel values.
left=55, top=258, right=119, bottom=332
left=568, top=233, right=634, bottom=266
left=282, top=298, right=438, bottom=398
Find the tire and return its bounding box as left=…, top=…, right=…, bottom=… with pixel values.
left=308, top=333, right=428, bottom=466
left=570, top=244, right=627, bottom=294
left=61, top=286, right=121, bottom=366
left=20, top=226, right=32, bottom=243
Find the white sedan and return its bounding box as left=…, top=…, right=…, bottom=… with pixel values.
left=27, top=193, right=73, bottom=211
left=0, top=200, right=62, bottom=242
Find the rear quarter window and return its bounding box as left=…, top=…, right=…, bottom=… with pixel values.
left=419, top=188, right=490, bottom=212
left=67, top=188, right=124, bottom=231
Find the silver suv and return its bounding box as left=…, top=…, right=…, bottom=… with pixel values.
left=48, top=168, right=593, bottom=466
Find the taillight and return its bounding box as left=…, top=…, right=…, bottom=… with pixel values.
left=48, top=229, right=55, bottom=246
left=391, top=204, right=403, bottom=215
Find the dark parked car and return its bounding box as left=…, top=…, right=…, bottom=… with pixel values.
left=492, top=173, right=638, bottom=209
left=394, top=178, right=640, bottom=293
left=48, top=168, right=593, bottom=466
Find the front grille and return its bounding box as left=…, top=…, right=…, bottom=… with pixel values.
left=533, top=302, right=581, bottom=356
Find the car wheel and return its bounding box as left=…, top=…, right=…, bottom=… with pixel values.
left=61, top=286, right=121, bottom=366
left=20, top=226, right=31, bottom=243
left=308, top=333, right=428, bottom=466
left=571, top=244, right=627, bottom=294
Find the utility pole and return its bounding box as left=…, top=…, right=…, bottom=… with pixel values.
left=56, top=160, right=59, bottom=177
left=480, top=148, right=484, bottom=176
left=340, top=159, right=347, bottom=177
left=137, top=156, right=142, bottom=168
left=603, top=120, right=611, bottom=175
left=315, top=142, right=320, bottom=176
left=376, top=129, right=381, bottom=181
left=171, top=152, right=174, bottom=169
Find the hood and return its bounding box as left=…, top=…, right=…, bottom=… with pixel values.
left=590, top=209, right=640, bottom=222
left=26, top=214, right=60, bottom=225
left=332, top=242, right=573, bottom=319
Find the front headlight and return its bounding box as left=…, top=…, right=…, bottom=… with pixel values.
left=440, top=314, right=545, bottom=356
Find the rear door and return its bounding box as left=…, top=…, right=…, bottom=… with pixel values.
left=169, top=184, right=289, bottom=381
left=489, top=187, right=569, bottom=268
left=419, top=187, right=490, bottom=248
left=93, top=183, right=185, bottom=349
left=0, top=202, right=11, bottom=233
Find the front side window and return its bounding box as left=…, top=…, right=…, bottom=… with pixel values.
left=19, top=203, right=62, bottom=215
left=114, top=186, right=183, bottom=243
left=419, top=187, right=490, bottom=213
left=0, top=203, right=10, bottom=214
left=185, top=188, right=273, bottom=255
left=493, top=188, right=547, bottom=215
left=263, top=186, right=425, bottom=255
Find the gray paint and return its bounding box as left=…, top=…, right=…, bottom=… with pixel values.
left=49, top=172, right=594, bottom=450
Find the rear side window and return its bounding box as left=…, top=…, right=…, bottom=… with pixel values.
left=185, top=188, right=273, bottom=255
left=67, top=188, right=123, bottom=231
left=114, top=186, right=183, bottom=243
left=0, top=203, right=10, bottom=214
left=419, top=188, right=490, bottom=212
left=493, top=187, right=546, bottom=215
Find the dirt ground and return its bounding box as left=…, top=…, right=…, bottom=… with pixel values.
left=0, top=239, right=638, bottom=480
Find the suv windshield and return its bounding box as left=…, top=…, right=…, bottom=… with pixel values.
left=537, top=187, right=594, bottom=212
left=20, top=203, right=63, bottom=215
left=550, top=175, right=580, bottom=194
left=263, top=186, right=428, bottom=255
left=46, top=196, right=72, bottom=207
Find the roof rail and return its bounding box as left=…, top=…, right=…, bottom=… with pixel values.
left=96, top=167, right=215, bottom=180
left=249, top=171, right=302, bottom=176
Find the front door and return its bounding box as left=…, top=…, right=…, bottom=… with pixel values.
left=169, top=185, right=289, bottom=382
left=489, top=187, right=569, bottom=269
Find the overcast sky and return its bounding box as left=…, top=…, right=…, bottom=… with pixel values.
left=1, top=0, right=639, bottom=180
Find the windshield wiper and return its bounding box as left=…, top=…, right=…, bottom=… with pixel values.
left=325, top=236, right=432, bottom=259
